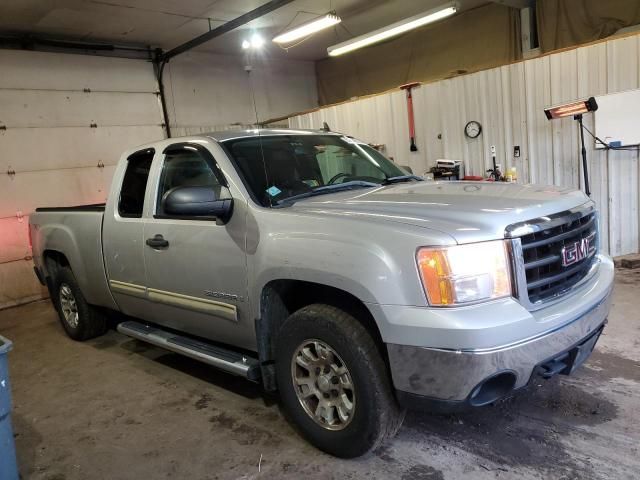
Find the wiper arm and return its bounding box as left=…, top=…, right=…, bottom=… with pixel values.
left=382, top=175, right=424, bottom=185
left=276, top=181, right=379, bottom=205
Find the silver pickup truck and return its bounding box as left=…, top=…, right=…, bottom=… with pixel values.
left=29, top=129, right=614, bottom=457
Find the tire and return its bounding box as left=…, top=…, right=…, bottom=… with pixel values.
left=275, top=304, right=405, bottom=458
left=52, top=266, right=107, bottom=341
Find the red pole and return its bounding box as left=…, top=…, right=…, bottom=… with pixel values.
left=400, top=82, right=420, bottom=152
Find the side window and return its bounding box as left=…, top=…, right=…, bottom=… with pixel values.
left=156, top=147, right=222, bottom=216
left=118, top=149, right=154, bottom=218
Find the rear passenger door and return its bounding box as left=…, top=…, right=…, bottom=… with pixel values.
left=103, top=148, right=154, bottom=320
left=142, top=142, right=250, bottom=349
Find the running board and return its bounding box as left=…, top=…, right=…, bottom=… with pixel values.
left=117, top=321, right=261, bottom=382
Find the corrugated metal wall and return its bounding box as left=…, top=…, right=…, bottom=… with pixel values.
left=0, top=50, right=165, bottom=309
left=289, top=34, right=640, bottom=258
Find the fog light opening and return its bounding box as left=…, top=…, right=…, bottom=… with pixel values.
left=469, top=372, right=517, bottom=407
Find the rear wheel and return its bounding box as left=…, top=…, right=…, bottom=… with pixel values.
left=53, top=267, right=107, bottom=341
left=276, top=304, right=405, bottom=458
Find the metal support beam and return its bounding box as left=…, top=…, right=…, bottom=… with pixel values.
left=489, top=0, right=534, bottom=8
left=0, top=34, right=153, bottom=60
left=160, top=0, right=295, bottom=62
left=152, top=49, right=172, bottom=139
left=154, top=0, right=294, bottom=137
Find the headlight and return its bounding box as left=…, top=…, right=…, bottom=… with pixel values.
left=416, top=240, right=512, bottom=306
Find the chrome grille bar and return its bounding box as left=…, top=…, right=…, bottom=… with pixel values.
left=507, top=202, right=599, bottom=310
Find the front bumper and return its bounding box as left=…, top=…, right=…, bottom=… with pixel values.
left=384, top=255, right=614, bottom=410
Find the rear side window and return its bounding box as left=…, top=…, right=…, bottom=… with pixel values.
left=118, top=149, right=154, bottom=218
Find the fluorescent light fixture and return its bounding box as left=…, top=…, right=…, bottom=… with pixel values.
left=328, top=3, right=457, bottom=57
left=273, top=13, right=341, bottom=44
left=544, top=97, right=598, bottom=120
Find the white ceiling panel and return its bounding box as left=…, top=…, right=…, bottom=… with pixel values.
left=0, top=0, right=490, bottom=61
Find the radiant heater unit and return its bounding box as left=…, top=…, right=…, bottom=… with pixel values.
left=544, top=97, right=598, bottom=196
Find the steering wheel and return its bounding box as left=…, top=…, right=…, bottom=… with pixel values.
left=328, top=172, right=351, bottom=185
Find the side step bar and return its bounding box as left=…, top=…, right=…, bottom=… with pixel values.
left=117, top=321, right=261, bottom=382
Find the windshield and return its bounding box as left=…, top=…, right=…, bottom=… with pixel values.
left=223, top=134, right=408, bottom=206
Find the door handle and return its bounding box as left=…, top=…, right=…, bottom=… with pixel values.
left=146, top=234, right=169, bottom=249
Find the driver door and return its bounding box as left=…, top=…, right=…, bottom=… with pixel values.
left=142, top=142, right=250, bottom=349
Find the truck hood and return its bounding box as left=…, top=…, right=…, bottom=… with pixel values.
left=290, top=181, right=591, bottom=243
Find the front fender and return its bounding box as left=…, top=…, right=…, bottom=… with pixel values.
left=248, top=207, right=456, bottom=320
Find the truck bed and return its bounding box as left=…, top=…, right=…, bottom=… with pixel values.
left=29, top=206, right=117, bottom=311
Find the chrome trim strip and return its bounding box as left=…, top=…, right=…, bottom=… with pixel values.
left=507, top=202, right=599, bottom=311
left=109, top=281, right=238, bottom=322
left=387, top=286, right=612, bottom=400
left=147, top=288, right=238, bottom=322
left=505, top=201, right=595, bottom=238
left=428, top=286, right=611, bottom=355
left=109, top=280, right=147, bottom=299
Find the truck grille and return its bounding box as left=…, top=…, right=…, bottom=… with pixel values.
left=508, top=206, right=598, bottom=306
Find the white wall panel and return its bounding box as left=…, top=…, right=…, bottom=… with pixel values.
left=413, top=83, right=443, bottom=173
left=524, top=56, right=554, bottom=185
left=500, top=63, right=529, bottom=181
left=289, top=33, right=640, bottom=257
left=549, top=50, right=579, bottom=188
left=165, top=51, right=317, bottom=131
left=0, top=260, right=47, bottom=310
left=606, top=36, right=640, bottom=256
left=0, top=217, right=30, bottom=264
left=577, top=42, right=610, bottom=253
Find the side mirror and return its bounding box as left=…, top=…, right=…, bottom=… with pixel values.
left=162, top=185, right=233, bottom=223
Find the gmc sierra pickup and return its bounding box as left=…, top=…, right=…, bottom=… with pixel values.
left=30, top=129, right=614, bottom=457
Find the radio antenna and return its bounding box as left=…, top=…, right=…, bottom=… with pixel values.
left=244, top=54, right=260, bottom=127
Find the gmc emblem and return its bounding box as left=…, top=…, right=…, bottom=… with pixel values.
left=561, top=232, right=596, bottom=267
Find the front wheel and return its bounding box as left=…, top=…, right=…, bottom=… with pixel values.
left=275, top=304, right=405, bottom=457
left=53, top=267, right=107, bottom=341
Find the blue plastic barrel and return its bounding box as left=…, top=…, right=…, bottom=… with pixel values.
left=0, top=335, right=18, bottom=480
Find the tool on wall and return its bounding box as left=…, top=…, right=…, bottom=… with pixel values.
left=487, top=145, right=503, bottom=181
left=429, top=160, right=464, bottom=180
left=400, top=82, right=420, bottom=152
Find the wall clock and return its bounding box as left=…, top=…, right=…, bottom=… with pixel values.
left=464, top=121, right=482, bottom=138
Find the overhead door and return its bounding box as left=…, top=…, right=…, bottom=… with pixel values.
left=0, top=49, right=165, bottom=309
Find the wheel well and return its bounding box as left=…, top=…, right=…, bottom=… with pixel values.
left=43, top=250, right=70, bottom=283
left=257, top=280, right=387, bottom=390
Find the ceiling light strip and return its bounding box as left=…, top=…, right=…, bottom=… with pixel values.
left=327, top=2, right=458, bottom=57
left=273, top=13, right=342, bottom=44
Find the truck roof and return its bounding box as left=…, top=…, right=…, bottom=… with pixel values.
left=124, top=128, right=350, bottom=158
left=203, top=128, right=341, bottom=142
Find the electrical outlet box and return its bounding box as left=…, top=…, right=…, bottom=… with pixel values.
left=514, top=146, right=521, bottom=157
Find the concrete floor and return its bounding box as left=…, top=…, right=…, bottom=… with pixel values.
left=1, top=269, right=639, bottom=480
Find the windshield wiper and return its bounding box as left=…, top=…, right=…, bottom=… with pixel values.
left=382, top=175, right=424, bottom=185
left=276, top=181, right=379, bottom=205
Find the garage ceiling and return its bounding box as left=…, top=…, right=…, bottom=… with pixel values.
left=0, top=0, right=491, bottom=60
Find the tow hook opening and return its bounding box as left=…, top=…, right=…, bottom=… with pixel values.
left=469, top=371, right=517, bottom=407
